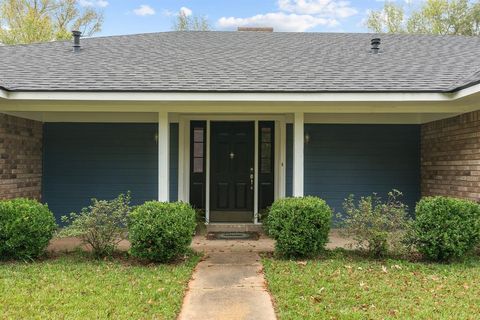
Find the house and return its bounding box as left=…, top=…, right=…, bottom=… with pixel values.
left=1, top=30, right=479, bottom=225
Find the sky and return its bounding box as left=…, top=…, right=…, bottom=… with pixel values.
left=80, top=0, right=418, bottom=36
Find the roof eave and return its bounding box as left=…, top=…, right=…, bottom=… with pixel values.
left=449, top=81, right=480, bottom=100
left=450, top=79, right=480, bottom=94
left=0, top=90, right=458, bottom=103
left=0, top=87, right=9, bottom=100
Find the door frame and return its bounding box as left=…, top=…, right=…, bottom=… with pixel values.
left=177, top=114, right=287, bottom=224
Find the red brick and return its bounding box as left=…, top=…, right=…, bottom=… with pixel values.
left=0, top=114, right=42, bottom=200
left=422, top=111, right=480, bottom=202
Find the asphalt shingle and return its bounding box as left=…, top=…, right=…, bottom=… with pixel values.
left=0, top=31, right=479, bottom=92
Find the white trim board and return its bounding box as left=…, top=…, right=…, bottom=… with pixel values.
left=1, top=111, right=467, bottom=125
left=0, top=88, right=8, bottom=100
left=1, top=100, right=477, bottom=115
left=254, top=121, right=259, bottom=224
left=0, top=82, right=480, bottom=102
left=205, top=121, right=211, bottom=224
left=158, top=112, right=169, bottom=201
left=0, top=90, right=467, bottom=102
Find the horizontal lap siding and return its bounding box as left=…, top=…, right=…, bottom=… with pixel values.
left=169, top=123, right=179, bottom=202
left=304, top=124, right=420, bottom=215
left=43, top=123, right=167, bottom=222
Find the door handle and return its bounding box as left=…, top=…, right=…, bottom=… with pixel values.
left=250, top=168, right=254, bottom=190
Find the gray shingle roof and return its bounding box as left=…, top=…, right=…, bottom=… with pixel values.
left=0, top=31, right=479, bottom=93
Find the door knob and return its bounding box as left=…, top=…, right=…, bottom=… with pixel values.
left=229, top=152, right=235, bottom=159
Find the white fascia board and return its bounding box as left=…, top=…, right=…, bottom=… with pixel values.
left=450, top=82, right=480, bottom=100
left=4, top=91, right=456, bottom=102
left=0, top=88, right=8, bottom=100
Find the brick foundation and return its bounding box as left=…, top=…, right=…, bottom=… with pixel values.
left=0, top=113, right=43, bottom=200
left=421, top=111, right=480, bottom=200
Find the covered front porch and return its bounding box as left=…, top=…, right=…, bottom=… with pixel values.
left=1, top=90, right=479, bottom=223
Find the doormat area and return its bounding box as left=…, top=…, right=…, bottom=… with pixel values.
left=206, top=232, right=260, bottom=240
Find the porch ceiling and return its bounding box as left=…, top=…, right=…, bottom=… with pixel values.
left=0, top=111, right=462, bottom=125
left=0, top=86, right=478, bottom=125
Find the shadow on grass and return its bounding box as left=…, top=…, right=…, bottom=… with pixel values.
left=262, top=247, right=480, bottom=268
left=1, top=247, right=202, bottom=268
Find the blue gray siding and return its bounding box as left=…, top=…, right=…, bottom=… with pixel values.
left=304, top=124, right=420, bottom=215
left=43, top=123, right=178, bottom=222
left=169, top=123, right=179, bottom=202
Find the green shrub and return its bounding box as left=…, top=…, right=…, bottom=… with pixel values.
left=339, top=190, right=410, bottom=257
left=266, top=197, right=332, bottom=258
left=408, top=196, right=480, bottom=261
left=0, top=198, right=57, bottom=260
left=259, top=208, right=271, bottom=235
left=128, top=201, right=196, bottom=262
left=59, top=193, right=131, bottom=258
left=195, top=209, right=206, bottom=235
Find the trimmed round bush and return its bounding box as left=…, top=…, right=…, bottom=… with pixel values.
left=128, top=201, right=196, bottom=262
left=0, top=198, right=57, bottom=260
left=266, top=197, right=332, bottom=258
left=410, top=197, right=480, bottom=261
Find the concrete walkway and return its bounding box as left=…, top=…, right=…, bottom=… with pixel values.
left=178, top=250, right=276, bottom=320
left=47, top=231, right=353, bottom=319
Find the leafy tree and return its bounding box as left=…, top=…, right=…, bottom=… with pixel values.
left=0, top=0, right=103, bottom=45
left=367, top=0, right=480, bottom=36
left=367, top=2, right=406, bottom=34
left=173, top=10, right=210, bottom=31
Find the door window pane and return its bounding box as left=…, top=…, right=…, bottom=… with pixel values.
left=261, top=143, right=271, bottom=158
left=261, top=128, right=272, bottom=142
left=261, top=159, right=271, bottom=173
left=194, top=128, right=204, bottom=142
left=194, top=142, right=204, bottom=157
left=193, top=158, right=204, bottom=173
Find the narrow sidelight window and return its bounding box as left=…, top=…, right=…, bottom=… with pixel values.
left=258, top=121, right=275, bottom=211
left=190, top=121, right=207, bottom=209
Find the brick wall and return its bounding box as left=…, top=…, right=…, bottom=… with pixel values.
left=421, top=111, right=480, bottom=200
left=0, top=113, right=43, bottom=200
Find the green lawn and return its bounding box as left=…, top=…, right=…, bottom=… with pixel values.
left=263, top=250, right=480, bottom=320
left=0, top=252, right=200, bottom=319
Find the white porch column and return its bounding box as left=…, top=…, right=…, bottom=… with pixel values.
left=293, top=112, right=304, bottom=197
left=158, top=111, right=169, bottom=201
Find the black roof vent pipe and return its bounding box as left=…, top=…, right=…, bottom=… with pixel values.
left=371, top=38, right=381, bottom=54
left=72, top=30, right=82, bottom=53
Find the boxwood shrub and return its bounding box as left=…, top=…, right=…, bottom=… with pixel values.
left=128, top=201, right=196, bottom=262
left=0, top=198, right=57, bottom=260
left=266, top=197, right=332, bottom=258
left=409, top=196, right=480, bottom=261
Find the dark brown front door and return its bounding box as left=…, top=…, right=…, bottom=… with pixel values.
left=210, top=122, right=254, bottom=222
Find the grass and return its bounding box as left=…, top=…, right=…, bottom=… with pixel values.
left=0, top=252, right=201, bottom=319
left=263, top=250, right=480, bottom=320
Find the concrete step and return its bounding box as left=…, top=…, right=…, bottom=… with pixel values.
left=206, top=223, right=264, bottom=233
